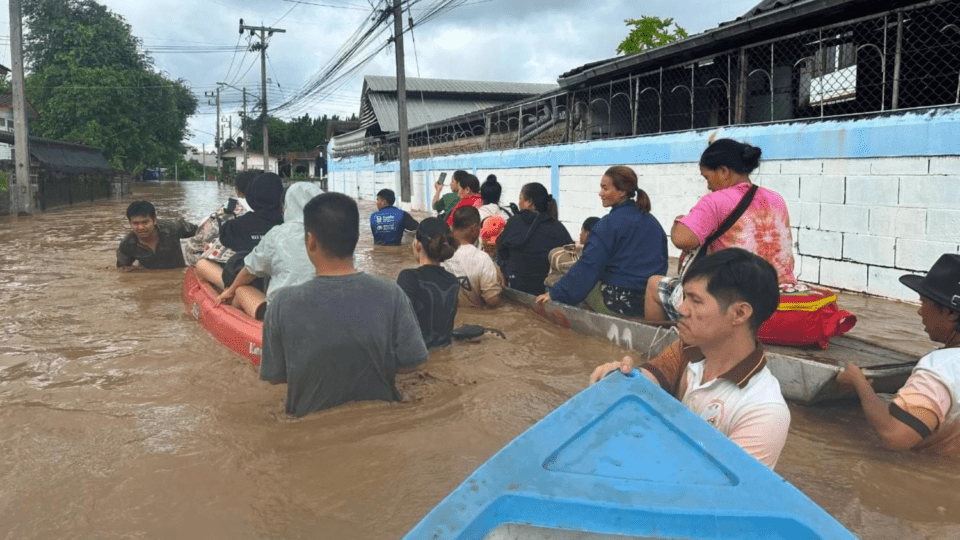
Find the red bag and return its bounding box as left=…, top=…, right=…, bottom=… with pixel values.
left=757, top=286, right=857, bottom=349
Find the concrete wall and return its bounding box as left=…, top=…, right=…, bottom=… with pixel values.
left=329, top=109, right=960, bottom=302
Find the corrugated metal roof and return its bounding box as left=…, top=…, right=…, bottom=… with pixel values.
left=366, top=94, right=518, bottom=133
left=0, top=131, right=112, bottom=173
left=734, top=0, right=802, bottom=22
left=364, top=75, right=557, bottom=96
left=0, top=93, right=41, bottom=119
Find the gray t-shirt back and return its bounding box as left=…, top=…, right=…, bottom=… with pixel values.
left=260, top=272, right=429, bottom=417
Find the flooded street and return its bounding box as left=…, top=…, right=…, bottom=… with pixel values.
left=1, top=182, right=958, bottom=540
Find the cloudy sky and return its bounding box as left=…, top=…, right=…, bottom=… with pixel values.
left=1, top=0, right=762, bottom=148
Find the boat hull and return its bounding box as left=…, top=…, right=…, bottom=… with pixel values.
left=181, top=266, right=262, bottom=366
left=402, top=371, right=857, bottom=540
left=503, top=288, right=916, bottom=404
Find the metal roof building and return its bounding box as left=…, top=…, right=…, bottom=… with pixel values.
left=359, top=75, right=558, bottom=134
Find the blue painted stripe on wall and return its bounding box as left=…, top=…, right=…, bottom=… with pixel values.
left=330, top=109, right=960, bottom=174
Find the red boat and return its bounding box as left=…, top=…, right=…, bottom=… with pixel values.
left=181, top=266, right=262, bottom=366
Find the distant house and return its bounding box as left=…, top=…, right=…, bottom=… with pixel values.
left=182, top=145, right=218, bottom=168
left=220, top=147, right=278, bottom=174
left=0, top=93, right=41, bottom=160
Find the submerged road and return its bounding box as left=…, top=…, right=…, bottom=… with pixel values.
left=0, top=182, right=958, bottom=539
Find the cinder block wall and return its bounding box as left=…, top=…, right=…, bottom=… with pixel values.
left=330, top=110, right=960, bottom=302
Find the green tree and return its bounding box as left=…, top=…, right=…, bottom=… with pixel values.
left=22, top=0, right=196, bottom=173
left=616, top=16, right=689, bottom=56
left=242, top=113, right=336, bottom=154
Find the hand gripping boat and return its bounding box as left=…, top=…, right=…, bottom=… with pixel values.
left=181, top=266, right=262, bottom=366
left=401, top=370, right=856, bottom=540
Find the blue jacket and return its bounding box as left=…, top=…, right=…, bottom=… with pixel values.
left=550, top=201, right=668, bottom=306
left=371, top=206, right=418, bottom=246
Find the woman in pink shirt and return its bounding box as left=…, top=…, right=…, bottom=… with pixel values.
left=645, top=138, right=797, bottom=321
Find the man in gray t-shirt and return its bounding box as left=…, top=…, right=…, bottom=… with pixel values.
left=259, top=193, right=428, bottom=417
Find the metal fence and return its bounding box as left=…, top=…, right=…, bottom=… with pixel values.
left=338, top=0, right=960, bottom=161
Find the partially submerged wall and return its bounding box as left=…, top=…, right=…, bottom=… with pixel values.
left=330, top=109, right=960, bottom=302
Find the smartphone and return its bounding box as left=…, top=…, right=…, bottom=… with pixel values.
left=435, top=172, right=447, bottom=186
left=225, top=198, right=238, bottom=214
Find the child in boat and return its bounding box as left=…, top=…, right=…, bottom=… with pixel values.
left=838, top=254, right=960, bottom=456
left=397, top=217, right=460, bottom=349
left=116, top=200, right=198, bottom=270
left=538, top=166, right=668, bottom=317
left=194, top=172, right=284, bottom=290
left=259, top=192, right=428, bottom=417
left=644, top=138, right=797, bottom=322
left=442, top=206, right=504, bottom=308
left=445, top=173, right=483, bottom=227
left=215, top=182, right=323, bottom=320
left=496, top=182, right=573, bottom=295
left=590, top=248, right=790, bottom=469
left=183, top=171, right=257, bottom=266
left=370, top=188, right=419, bottom=246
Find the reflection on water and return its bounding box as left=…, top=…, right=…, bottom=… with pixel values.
left=0, top=182, right=958, bottom=539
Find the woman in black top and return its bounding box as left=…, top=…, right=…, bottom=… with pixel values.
left=396, top=218, right=460, bottom=349
left=496, top=182, right=573, bottom=295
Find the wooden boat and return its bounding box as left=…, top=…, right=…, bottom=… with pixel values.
left=181, top=266, right=262, bottom=366
left=401, top=370, right=857, bottom=540
left=503, top=288, right=916, bottom=404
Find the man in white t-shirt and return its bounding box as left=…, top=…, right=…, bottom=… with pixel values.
left=838, top=253, right=960, bottom=456
left=590, top=248, right=790, bottom=469
left=442, top=206, right=503, bottom=308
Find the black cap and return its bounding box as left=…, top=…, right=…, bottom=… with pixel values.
left=900, top=254, right=960, bottom=311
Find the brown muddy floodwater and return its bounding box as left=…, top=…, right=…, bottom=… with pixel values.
left=0, top=182, right=958, bottom=540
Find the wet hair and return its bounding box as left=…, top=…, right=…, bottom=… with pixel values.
left=604, top=166, right=651, bottom=213
left=582, top=216, right=601, bottom=232
left=234, top=171, right=257, bottom=195
left=377, top=188, right=396, bottom=206
left=459, top=173, right=480, bottom=194
left=451, top=170, right=470, bottom=190
left=699, top=138, right=762, bottom=175
left=303, top=192, right=359, bottom=259
left=519, top=182, right=558, bottom=220
left=682, top=248, right=779, bottom=332
left=452, top=205, right=481, bottom=230
left=480, top=175, right=502, bottom=205
left=126, top=200, right=156, bottom=219
left=415, top=217, right=457, bottom=263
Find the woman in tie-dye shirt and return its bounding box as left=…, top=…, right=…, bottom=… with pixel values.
left=645, top=138, right=797, bottom=321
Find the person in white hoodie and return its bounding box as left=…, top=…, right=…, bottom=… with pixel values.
left=216, top=182, right=323, bottom=319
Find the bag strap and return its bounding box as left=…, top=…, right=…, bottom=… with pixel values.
left=516, top=212, right=545, bottom=248
left=702, top=183, right=760, bottom=249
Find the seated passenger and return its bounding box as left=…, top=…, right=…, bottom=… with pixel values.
left=590, top=248, right=790, bottom=469
left=645, top=138, right=797, bottom=322
left=259, top=192, right=428, bottom=417
left=496, top=182, right=574, bottom=295
left=370, top=188, right=418, bottom=246
left=397, top=218, right=460, bottom=349
left=432, top=170, right=463, bottom=222
left=184, top=171, right=257, bottom=266
left=538, top=166, right=668, bottom=317
left=543, top=216, right=601, bottom=289
left=215, top=182, right=324, bottom=319
left=838, top=254, right=960, bottom=455
left=442, top=206, right=503, bottom=308
left=477, top=175, right=513, bottom=257
left=445, top=173, right=483, bottom=227
left=195, top=172, right=284, bottom=290
left=116, top=200, right=198, bottom=270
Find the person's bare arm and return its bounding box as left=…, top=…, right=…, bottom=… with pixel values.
left=670, top=221, right=700, bottom=251
left=838, top=363, right=924, bottom=451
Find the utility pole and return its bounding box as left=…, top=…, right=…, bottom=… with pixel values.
left=9, top=0, right=31, bottom=214
left=392, top=0, right=411, bottom=203
left=218, top=81, right=250, bottom=171
left=239, top=20, right=285, bottom=174
left=202, top=143, right=207, bottom=181
left=204, top=88, right=221, bottom=183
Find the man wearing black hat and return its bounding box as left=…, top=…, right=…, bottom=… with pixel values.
left=838, top=254, right=960, bottom=455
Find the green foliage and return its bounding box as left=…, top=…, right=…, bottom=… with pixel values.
left=176, top=158, right=206, bottom=181
left=242, top=113, right=337, bottom=154
left=0, top=170, right=8, bottom=192
left=21, top=0, right=196, bottom=173
left=616, top=16, right=689, bottom=56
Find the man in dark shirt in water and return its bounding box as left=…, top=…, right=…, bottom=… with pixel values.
left=116, top=200, right=198, bottom=270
